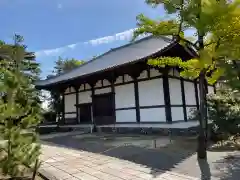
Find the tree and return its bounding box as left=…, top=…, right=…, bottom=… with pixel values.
left=0, top=35, right=42, bottom=178
left=133, top=0, right=240, bottom=159
left=53, top=56, right=85, bottom=74
left=48, top=57, right=85, bottom=123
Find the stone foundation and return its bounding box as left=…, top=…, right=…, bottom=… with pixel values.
left=97, top=126, right=199, bottom=136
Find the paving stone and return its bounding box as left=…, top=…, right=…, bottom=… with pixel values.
left=92, top=171, right=123, bottom=180
left=73, top=172, right=100, bottom=180
left=120, top=167, right=145, bottom=176
left=65, top=176, right=81, bottom=180
left=154, top=173, right=190, bottom=180
left=49, top=167, right=73, bottom=179
left=45, top=158, right=58, bottom=163
left=132, top=172, right=154, bottom=179
left=100, top=167, right=137, bottom=180
left=40, top=144, right=200, bottom=180
left=55, top=164, right=80, bottom=174
left=52, top=156, right=66, bottom=161
left=76, top=166, right=99, bottom=175
left=50, top=161, right=66, bottom=167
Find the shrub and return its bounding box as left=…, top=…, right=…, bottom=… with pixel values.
left=207, top=88, right=240, bottom=137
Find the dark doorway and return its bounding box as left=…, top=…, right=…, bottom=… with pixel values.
left=78, top=103, right=92, bottom=124
left=93, top=93, right=115, bottom=125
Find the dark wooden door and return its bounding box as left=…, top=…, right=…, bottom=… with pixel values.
left=78, top=103, right=92, bottom=124
left=93, top=93, right=115, bottom=125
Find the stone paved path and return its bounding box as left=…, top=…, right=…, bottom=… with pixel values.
left=39, top=144, right=199, bottom=180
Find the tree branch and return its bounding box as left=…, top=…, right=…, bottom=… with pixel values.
left=177, top=0, right=184, bottom=36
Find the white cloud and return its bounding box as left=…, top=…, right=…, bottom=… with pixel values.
left=67, top=43, right=77, bottom=49
left=35, top=28, right=139, bottom=57
left=86, top=28, right=136, bottom=46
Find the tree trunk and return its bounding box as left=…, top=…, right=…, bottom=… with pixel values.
left=197, top=70, right=208, bottom=159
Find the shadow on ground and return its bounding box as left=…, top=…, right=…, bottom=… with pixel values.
left=215, top=154, right=240, bottom=180
left=42, top=133, right=197, bottom=177
left=42, top=133, right=240, bottom=179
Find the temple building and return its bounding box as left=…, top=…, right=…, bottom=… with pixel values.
left=36, top=36, right=215, bottom=133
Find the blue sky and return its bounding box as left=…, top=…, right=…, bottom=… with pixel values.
left=0, top=0, right=166, bottom=79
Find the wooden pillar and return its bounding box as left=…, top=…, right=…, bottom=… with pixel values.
left=133, top=77, right=140, bottom=123
left=110, top=73, right=116, bottom=124
left=194, top=80, right=200, bottom=110
left=75, top=86, right=80, bottom=124
left=62, top=91, right=65, bottom=124
left=180, top=78, right=187, bottom=121
left=204, top=80, right=208, bottom=94
left=163, top=71, right=172, bottom=123
left=91, top=83, right=97, bottom=132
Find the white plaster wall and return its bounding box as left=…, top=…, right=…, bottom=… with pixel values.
left=169, top=78, right=182, bottom=105
left=169, top=69, right=180, bottom=77
left=184, top=81, right=196, bottom=105
left=95, top=87, right=111, bottom=95
left=116, top=110, right=136, bottom=122
left=124, top=74, right=133, bottom=82
left=115, top=76, right=123, bottom=84
left=138, top=70, right=148, bottom=79
left=79, top=84, right=84, bottom=91
left=140, top=108, right=166, bottom=122
left=171, top=107, right=184, bottom=121
left=65, top=113, right=76, bottom=118
left=103, top=79, right=111, bottom=86
left=186, top=107, right=197, bottom=120
left=208, top=86, right=214, bottom=94
left=85, top=83, right=91, bottom=90
left=95, top=80, right=102, bottom=88
left=150, top=68, right=161, bottom=77
left=115, top=83, right=135, bottom=108
left=197, top=85, right=215, bottom=101
left=70, top=87, right=76, bottom=92
left=65, top=87, right=70, bottom=94
left=138, top=78, right=164, bottom=106
left=64, top=94, right=76, bottom=113
left=65, top=87, right=76, bottom=93
left=198, top=84, right=200, bottom=102
left=78, top=91, right=92, bottom=104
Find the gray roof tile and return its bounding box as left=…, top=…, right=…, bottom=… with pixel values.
left=36, top=36, right=174, bottom=87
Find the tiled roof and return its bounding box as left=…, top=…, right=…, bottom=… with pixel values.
left=36, top=36, right=175, bottom=87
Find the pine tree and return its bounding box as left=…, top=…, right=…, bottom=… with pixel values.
left=133, top=0, right=240, bottom=159
left=0, top=35, right=42, bottom=178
